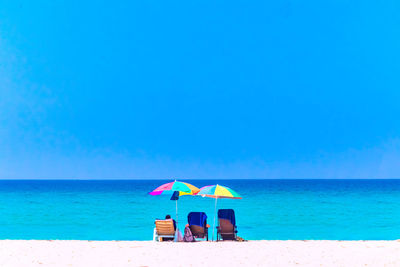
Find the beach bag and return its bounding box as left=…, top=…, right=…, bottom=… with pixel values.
left=183, top=226, right=195, bottom=242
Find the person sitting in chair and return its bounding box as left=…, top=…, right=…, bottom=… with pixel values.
left=165, top=214, right=176, bottom=230
left=162, top=215, right=177, bottom=241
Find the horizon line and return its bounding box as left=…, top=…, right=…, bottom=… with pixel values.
left=0, top=178, right=399, bottom=181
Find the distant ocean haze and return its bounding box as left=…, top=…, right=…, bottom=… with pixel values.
left=0, top=179, right=399, bottom=240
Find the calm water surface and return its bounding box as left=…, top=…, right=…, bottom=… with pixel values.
left=0, top=179, right=399, bottom=240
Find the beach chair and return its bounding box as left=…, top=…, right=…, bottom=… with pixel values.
left=216, top=209, right=238, bottom=241
left=153, top=219, right=176, bottom=242
left=186, top=212, right=209, bottom=241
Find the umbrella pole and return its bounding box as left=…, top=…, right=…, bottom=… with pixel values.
left=212, top=197, right=218, bottom=241
left=175, top=200, right=179, bottom=242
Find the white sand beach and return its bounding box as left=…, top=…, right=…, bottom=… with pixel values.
left=0, top=240, right=399, bottom=267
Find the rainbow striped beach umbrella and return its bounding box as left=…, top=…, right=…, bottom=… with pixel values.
left=149, top=180, right=200, bottom=196
left=197, top=184, right=242, bottom=240
left=149, top=180, right=200, bottom=240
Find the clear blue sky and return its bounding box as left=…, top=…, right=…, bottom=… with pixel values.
left=1, top=0, right=399, bottom=179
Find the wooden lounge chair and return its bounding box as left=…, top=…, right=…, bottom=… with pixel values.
left=153, top=219, right=176, bottom=241
left=186, top=212, right=209, bottom=241
left=216, top=209, right=238, bottom=241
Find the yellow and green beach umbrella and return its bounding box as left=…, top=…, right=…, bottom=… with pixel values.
left=197, top=184, right=242, bottom=240
left=197, top=184, right=242, bottom=199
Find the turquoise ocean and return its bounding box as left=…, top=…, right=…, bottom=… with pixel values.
left=0, top=179, right=399, bottom=240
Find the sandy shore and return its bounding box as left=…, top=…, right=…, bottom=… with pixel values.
left=0, top=240, right=399, bottom=267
